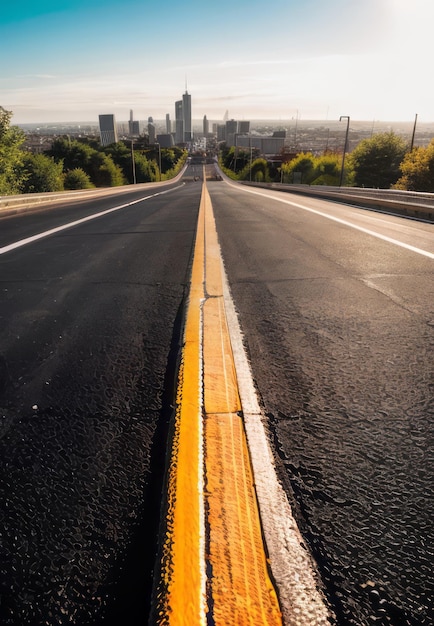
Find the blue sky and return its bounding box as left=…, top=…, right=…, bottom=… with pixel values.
left=1, top=0, right=433, bottom=124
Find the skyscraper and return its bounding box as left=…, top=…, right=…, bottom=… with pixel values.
left=99, top=114, right=118, bottom=147
left=203, top=115, right=209, bottom=136
left=175, top=100, right=184, bottom=144
left=166, top=113, right=171, bottom=134
left=148, top=119, right=156, bottom=144
left=129, top=110, right=139, bottom=136
left=182, top=90, right=192, bottom=142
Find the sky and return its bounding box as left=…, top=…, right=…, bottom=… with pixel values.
left=1, top=0, right=433, bottom=124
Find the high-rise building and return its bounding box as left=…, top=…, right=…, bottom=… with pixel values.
left=166, top=113, right=171, bottom=134
left=203, top=115, right=209, bottom=136
left=99, top=114, right=118, bottom=147
left=148, top=120, right=156, bottom=144
left=238, top=120, right=250, bottom=134
left=175, top=100, right=184, bottom=144
left=182, top=90, right=192, bottom=142
left=225, top=119, right=238, bottom=146
left=128, top=110, right=139, bottom=136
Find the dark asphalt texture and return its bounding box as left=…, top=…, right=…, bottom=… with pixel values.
left=0, top=181, right=201, bottom=624
left=208, top=181, right=433, bottom=626
left=1, top=173, right=433, bottom=626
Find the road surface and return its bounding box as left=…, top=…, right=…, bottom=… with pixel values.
left=0, top=169, right=433, bottom=625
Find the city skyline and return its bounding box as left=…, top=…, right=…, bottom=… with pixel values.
left=2, top=0, right=434, bottom=125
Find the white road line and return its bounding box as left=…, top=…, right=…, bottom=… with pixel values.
left=0, top=187, right=180, bottom=256
left=221, top=261, right=332, bottom=626
left=227, top=182, right=434, bottom=260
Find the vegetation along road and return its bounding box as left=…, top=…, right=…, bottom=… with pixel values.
left=0, top=163, right=433, bottom=625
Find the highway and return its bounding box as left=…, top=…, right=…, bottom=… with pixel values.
left=0, top=165, right=433, bottom=625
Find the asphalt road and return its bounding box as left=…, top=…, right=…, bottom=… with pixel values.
left=0, top=179, right=202, bottom=625
left=208, top=180, right=434, bottom=626
left=1, top=171, right=433, bottom=625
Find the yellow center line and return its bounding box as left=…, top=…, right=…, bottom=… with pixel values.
left=151, top=178, right=282, bottom=625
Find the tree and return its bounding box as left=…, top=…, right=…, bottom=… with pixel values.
left=0, top=106, right=26, bottom=194
left=48, top=137, right=95, bottom=172
left=394, top=139, right=434, bottom=192
left=347, top=132, right=407, bottom=188
left=88, top=152, right=125, bottom=187
left=64, top=168, right=94, bottom=190
left=310, top=153, right=341, bottom=186
left=48, top=137, right=125, bottom=187
left=20, top=153, right=64, bottom=193
left=281, top=152, right=315, bottom=184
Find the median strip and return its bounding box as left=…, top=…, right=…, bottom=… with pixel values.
left=152, top=181, right=282, bottom=624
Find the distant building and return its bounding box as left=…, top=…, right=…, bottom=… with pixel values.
left=182, top=90, right=192, bottom=141
left=148, top=121, right=156, bottom=144
left=128, top=110, right=140, bottom=136
left=99, top=114, right=118, bottom=146
left=157, top=133, right=174, bottom=148
left=166, top=113, right=171, bottom=134
left=238, top=120, right=250, bottom=134
left=216, top=124, right=226, bottom=142
left=203, top=115, right=209, bottom=136
left=225, top=119, right=238, bottom=146
left=235, top=135, right=285, bottom=155
left=175, top=100, right=184, bottom=144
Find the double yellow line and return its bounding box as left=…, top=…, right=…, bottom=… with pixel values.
left=152, top=182, right=282, bottom=625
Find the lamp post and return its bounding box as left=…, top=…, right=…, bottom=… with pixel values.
left=339, top=115, right=350, bottom=187
left=131, top=139, right=136, bottom=185
left=249, top=137, right=254, bottom=182
left=155, top=142, right=161, bottom=181
left=410, top=113, right=418, bottom=151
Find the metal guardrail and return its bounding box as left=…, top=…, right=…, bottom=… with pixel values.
left=0, top=164, right=188, bottom=217
left=243, top=182, right=434, bottom=222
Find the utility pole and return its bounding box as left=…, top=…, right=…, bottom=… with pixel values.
left=339, top=115, right=350, bottom=187
left=410, top=113, right=418, bottom=151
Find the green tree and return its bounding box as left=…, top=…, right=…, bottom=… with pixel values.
left=88, top=152, right=125, bottom=187
left=21, top=153, right=64, bottom=193
left=48, top=137, right=124, bottom=187
left=395, top=139, right=434, bottom=192
left=48, top=137, right=95, bottom=172
left=0, top=106, right=26, bottom=194
left=64, top=168, right=94, bottom=190
left=281, top=152, right=315, bottom=184
left=347, top=132, right=407, bottom=188
left=310, top=153, right=341, bottom=185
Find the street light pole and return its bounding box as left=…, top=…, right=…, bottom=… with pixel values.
left=249, top=138, right=253, bottom=182
left=410, top=113, right=418, bottom=151
left=339, top=115, right=350, bottom=187
left=155, top=142, right=161, bottom=181
left=131, top=139, right=136, bottom=185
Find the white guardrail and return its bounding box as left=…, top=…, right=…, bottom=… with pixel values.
left=242, top=182, right=434, bottom=222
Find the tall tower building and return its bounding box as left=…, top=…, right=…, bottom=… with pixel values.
left=175, top=100, right=184, bottom=144
left=148, top=119, right=156, bottom=144
left=182, top=90, right=192, bottom=142
left=99, top=114, right=118, bottom=147
left=238, top=120, right=250, bottom=134
left=203, top=115, right=209, bottom=136
left=166, top=113, right=171, bottom=134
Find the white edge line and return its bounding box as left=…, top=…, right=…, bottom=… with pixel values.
left=221, top=263, right=332, bottom=626
left=225, top=181, right=434, bottom=260
left=0, top=186, right=182, bottom=256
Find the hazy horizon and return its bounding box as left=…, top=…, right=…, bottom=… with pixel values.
left=2, top=0, right=434, bottom=125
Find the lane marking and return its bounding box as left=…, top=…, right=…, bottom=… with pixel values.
left=225, top=182, right=434, bottom=260
left=153, top=189, right=207, bottom=625
left=0, top=186, right=182, bottom=256
left=153, top=181, right=282, bottom=624
left=221, top=268, right=333, bottom=625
